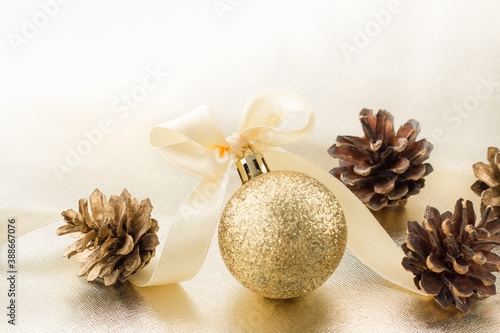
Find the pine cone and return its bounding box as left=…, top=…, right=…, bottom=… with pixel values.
left=57, top=189, right=160, bottom=286
left=328, top=109, right=433, bottom=211
left=471, top=147, right=500, bottom=220
left=401, top=199, right=500, bottom=314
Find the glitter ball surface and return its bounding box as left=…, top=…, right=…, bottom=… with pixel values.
left=218, top=170, right=347, bottom=299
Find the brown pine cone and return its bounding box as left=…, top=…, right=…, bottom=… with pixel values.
left=471, top=147, right=500, bottom=219
left=57, top=189, right=160, bottom=286
left=328, top=109, right=433, bottom=211
left=401, top=199, right=500, bottom=314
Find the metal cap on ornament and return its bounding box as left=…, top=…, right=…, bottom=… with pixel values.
left=235, top=145, right=270, bottom=184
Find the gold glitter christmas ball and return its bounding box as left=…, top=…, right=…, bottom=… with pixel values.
left=219, top=170, right=347, bottom=299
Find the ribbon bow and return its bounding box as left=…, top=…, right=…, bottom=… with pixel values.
left=131, top=90, right=315, bottom=286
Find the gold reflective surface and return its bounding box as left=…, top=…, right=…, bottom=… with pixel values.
left=1, top=168, right=499, bottom=332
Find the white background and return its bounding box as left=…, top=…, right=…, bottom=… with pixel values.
left=1, top=0, right=499, bottom=211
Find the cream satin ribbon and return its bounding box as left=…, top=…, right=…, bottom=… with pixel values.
left=0, top=90, right=426, bottom=296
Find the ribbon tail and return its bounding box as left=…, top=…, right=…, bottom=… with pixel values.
left=0, top=207, right=62, bottom=246
left=263, top=150, right=428, bottom=296
left=130, top=160, right=233, bottom=287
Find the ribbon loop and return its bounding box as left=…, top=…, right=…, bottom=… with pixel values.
left=239, top=90, right=315, bottom=147
left=150, top=105, right=231, bottom=177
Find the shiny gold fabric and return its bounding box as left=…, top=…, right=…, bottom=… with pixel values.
left=2, top=168, right=498, bottom=332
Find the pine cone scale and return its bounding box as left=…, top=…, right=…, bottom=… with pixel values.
left=341, top=168, right=368, bottom=184
left=78, top=249, right=100, bottom=276
left=79, top=199, right=95, bottom=230
left=398, top=119, right=420, bottom=142
left=366, top=194, right=388, bottom=211
left=485, top=219, right=500, bottom=234
left=375, top=110, right=394, bottom=145
left=354, top=187, right=375, bottom=202
left=451, top=294, right=471, bottom=314
left=390, top=158, right=410, bottom=174
left=123, top=246, right=141, bottom=273
left=471, top=181, right=489, bottom=196
left=466, top=264, right=496, bottom=285
left=99, top=255, right=121, bottom=279
left=471, top=147, right=500, bottom=219
left=474, top=234, right=500, bottom=245
left=116, top=234, right=134, bottom=255
left=359, top=108, right=378, bottom=140
left=487, top=147, right=500, bottom=166
left=140, top=233, right=160, bottom=250
left=89, top=189, right=114, bottom=222
left=401, top=165, right=427, bottom=181
left=444, top=275, right=473, bottom=297
left=330, top=145, right=372, bottom=165
left=132, top=202, right=153, bottom=242
left=104, top=268, right=123, bottom=286
left=388, top=137, right=408, bottom=152
left=99, top=237, right=119, bottom=256
left=406, top=233, right=431, bottom=259
left=467, top=276, right=496, bottom=295
left=407, top=221, right=429, bottom=242
left=387, top=183, right=409, bottom=201
left=420, top=271, right=442, bottom=295
left=473, top=162, right=500, bottom=188
left=450, top=199, right=465, bottom=239
left=424, top=219, right=445, bottom=253
left=404, top=140, right=432, bottom=162
left=87, top=260, right=107, bottom=281
left=111, top=193, right=128, bottom=224
left=435, top=288, right=454, bottom=309
left=353, top=162, right=376, bottom=176
left=426, top=253, right=447, bottom=273
left=482, top=186, right=500, bottom=207
left=449, top=256, right=468, bottom=274
left=337, top=136, right=371, bottom=150
left=56, top=223, right=80, bottom=236
left=374, top=175, right=397, bottom=194
left=428, top=207, right=452, bottom=222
